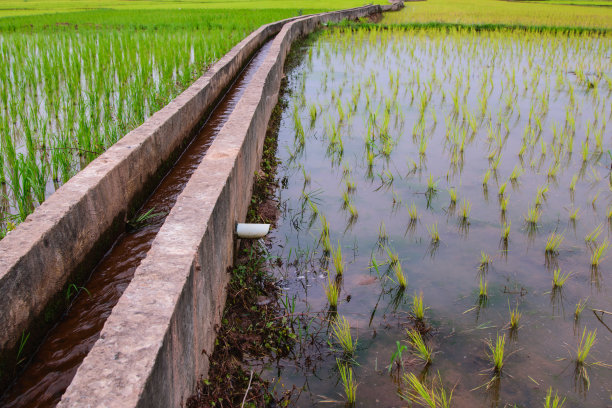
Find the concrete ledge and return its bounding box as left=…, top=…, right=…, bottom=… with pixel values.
left=58, top=5, right=382, bottom=408
left=0, top=16, right=298, bottom=390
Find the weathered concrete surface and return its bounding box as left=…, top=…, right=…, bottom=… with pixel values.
left=0, top=17, right=295, bottom=391
left=58, top=5, right=383, bottom=408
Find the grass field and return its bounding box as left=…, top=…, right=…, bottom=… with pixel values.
left=383, top=0, right=612, bottom=29
left=0, top=0, right=609, bottom=239
left=0, top=0, right=384, bottom=18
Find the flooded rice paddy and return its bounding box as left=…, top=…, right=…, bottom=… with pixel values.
left=263, top=27, right=611, bottom=407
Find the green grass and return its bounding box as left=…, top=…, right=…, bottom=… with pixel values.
left=407, top=329, right=433, bottom=365
left=337, top=359, right=358, bottom=405
left=381, top=0, right=612, bottom=29
left=331, top=315, right=356, bottom=356
left=576, top=327, right=596, bottom=365
left=0, top=0, right=383, bottom=19
left=401, top=373, right=453, bottom=408
left=487, top=333, right=506, bottom=373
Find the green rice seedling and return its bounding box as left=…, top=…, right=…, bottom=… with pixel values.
left=545, top=232, right=564, bottom=255
left=498, top=182, right=507, bottom=198
left=426, top=174, right=437, bottom=193
left=552, top=268, right=572, bottom=288
left=378, top=221, right=388, bottom=244
left=389, top=340, right=407, bottom=373
left=331, top=315, right=356, bottom=356
left=419, top=136, right=428, bottom=156
left=337, top=359, right=357, bottom=405
left=325, top=276, right=339, bottom=309
left=591, top=191, right=600, bottom=207
left=584, top=224, right=602, bottom=243
left=386, top=246, right=400, bottom=267
left=459, top=199, right=471, bottom=222
left=508, top=304, right=521, bottom=331
left=576, top=327, right=596, bottom=365
left=479, top=251, right=492, bottom=271
left=392, top=261, right=407, bottom=289
left=574, top=298, right=588, bottom=321
left=448, top=187, right=457, bottom=204
left=501, top=221, right=511, bottom=242
left=331, top=241, right=345, bottom=276
left=524, top=205, right=541, bottom=226
left=479, top=276, right=488, bottom=300
left=500, top=196, right=509, bottom=213
left=401, top=372, right=453, bottom=408
left=569, top=207, right=580, bottom=221
left=590, top=238, right=609, bottom=267
left=487, top=333, right=506, bottom=373
left=483, top=169, right=491, bottom=186
left=407, top=329, right=433, bottom=365
left=348, top=203, right=358, bottom=219
left=543, top=387, right=566, bottom=408
left=536, top=184, right=549, bottom=204
left=569, top=174, right=578, bottom=191
left=411, top=291, right=426, bottom=321
left=427, top=223, right=440, bottom=243
left=509, top=165, right=522, bottom=182
left=407, top=203, right=419, bottom=221
left=309, top=103, right=317, bottom=125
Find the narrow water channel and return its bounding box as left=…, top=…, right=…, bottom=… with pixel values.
left=0, top=39, right=273, bottom=408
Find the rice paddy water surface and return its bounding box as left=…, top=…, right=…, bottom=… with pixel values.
left=263, top=26, right=612, bottom=406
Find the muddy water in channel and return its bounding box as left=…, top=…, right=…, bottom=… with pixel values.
left=263, top=28, right=611, bottom=407
left=0, top=40, right=273, bottom=408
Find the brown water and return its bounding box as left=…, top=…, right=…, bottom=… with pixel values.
left=0, top=40, right=273, bottom=408
left=263, top=28, right=611, bottom=407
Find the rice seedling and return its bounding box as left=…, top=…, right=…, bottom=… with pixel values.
left=426, top=174, right=438, bottom=194
left=448, top=187, right=457, bottom=204
left=487, top=333, right=506, bottom=373
left=407, top=203, right=419, bottom=222
left=499, top=196, right=509, bottom=213
left=543, top=387, right=566, bottom=408
left=545, top=232, right=564, bottom=255
left=524, top=205, right=541, bottom=226
left=509, top=165, right=522, bottom=182
left=400, top=372, right=453, bottom=408
left=325, top=276, right=339, bottom=309
left=331, top=315, right=356, bottom=356
left=378, top=221, right=388, bottom=244
left=478, top=276, right=488, bottom=300
left=459, top=199, right=471, bottom=222
left=479, top=251, right=492, bottom=271
left=483, top=169, right=491, bottom=186
left=576, top=327, right=596, bottom=365
left=584, top=224, right=602, bottom=243
left=501, top=221, right=511, bottom=242
left=411, top=291, right=426, bottom=321
left=392, top=260, right=407, bottom=289
left=552, top=268, right=572, bottom=288
left=590, top=238, right=609, bottom=267
left=574, top=298, right=588, bottom=321
left=498, top=182, right=507, bottom=198
left=406, top=329, right=433, bottom=365
left=331, top=241, right=345, bottom=276
left=569, top=207, right=580, bottom=221
left=337, top=359, right=357, bottom=405
left=508, top=303, right=521, bottom=331
left=569, top=174, right=578, bottom=191
left=427, top=223, right=440, bottom=243
left=385, top=246, right=400, bottom=267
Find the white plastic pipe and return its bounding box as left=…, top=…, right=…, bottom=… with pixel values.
left=236, top=223, right=270, bottom=239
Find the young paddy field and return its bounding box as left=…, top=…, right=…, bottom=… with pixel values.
left=251, top=25, right=612, bottom=407
left=0, top=8, right=311, bottom=238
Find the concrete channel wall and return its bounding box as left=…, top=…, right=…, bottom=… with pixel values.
left=58, top=5, right=390, bottom=407
left=0, top=17, right=298, bottom=390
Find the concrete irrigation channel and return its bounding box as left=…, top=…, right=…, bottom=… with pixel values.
left=0, top=3, right=403, bottom=407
